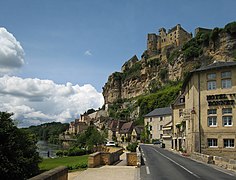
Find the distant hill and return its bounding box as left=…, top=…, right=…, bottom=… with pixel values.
left=24, top=122, right=69, bottom=144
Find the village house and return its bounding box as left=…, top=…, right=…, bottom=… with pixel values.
left=173, top=61, right=236, bottom=159
left=144, top=107, right=172, bottom=148
left=131, top=126, right=144, bottom=143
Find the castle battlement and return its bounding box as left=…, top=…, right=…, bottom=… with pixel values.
left=147, top=24, right=192, bottom=57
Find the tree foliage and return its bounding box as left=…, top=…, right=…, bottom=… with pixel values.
left=76, top=126, right=105, bottom=151
left=0, top=112, right=41, bottom=179
left=26, top=122, right=69, bottom=144
left=137, top=82, right=182, bottom=117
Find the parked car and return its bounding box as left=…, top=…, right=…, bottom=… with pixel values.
left=153, top=140, right=161, bottom=145
left=105, top=141, right=116, bottom=146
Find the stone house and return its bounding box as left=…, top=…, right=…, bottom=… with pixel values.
left=117, top=121, right=134, bottom=142
left=173, top=61, right=236, bottom=159
left=131, top=126, right=144, bottom=142
left=67, top=119, right=88, bottom=135
left=144, top=107, right=172, bottom=145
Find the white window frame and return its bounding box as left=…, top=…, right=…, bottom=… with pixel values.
left=224, top=139, right=234, bottom=148
left=208, top=138, right=218, bottom=147
left=208, top=116, right=217, bottom=127
left=222, top=108, right=232, bottom=114
left=222, top=79, right=232, bottom=89
left=207, top=81, right=216, bottom=90
left=223, top=116, right=233, bottom=126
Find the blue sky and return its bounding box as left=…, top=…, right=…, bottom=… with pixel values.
left=1, top=0, right=235, bottom=91
left=0, top=0, right=235, bottom=126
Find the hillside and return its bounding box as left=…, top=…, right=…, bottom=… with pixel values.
left=102, top=21, right=236, bottom=122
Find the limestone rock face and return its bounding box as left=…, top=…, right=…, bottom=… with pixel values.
left=103, top=31, right=236, bottom=104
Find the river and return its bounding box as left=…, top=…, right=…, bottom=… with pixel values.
left=37, top=140, right=62, bottom=158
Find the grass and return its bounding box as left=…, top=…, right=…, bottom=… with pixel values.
left=39, top=155, right=88, bottom=172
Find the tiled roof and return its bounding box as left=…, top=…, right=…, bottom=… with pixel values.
left=134, top=126, right=144, bottom=135
left=144, top=107, right=172, bottom=117
left=120, top=121, right=133, bottom=134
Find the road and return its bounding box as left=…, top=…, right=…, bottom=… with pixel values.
left=139, top=144, right=236, bottom=180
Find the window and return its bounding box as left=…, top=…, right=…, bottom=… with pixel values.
left=208, top=81, right=216, bottom=90
left=224, top=139, right=234, bottom=148
left=207, top=73, right=216, bottom=90
left=222, top=79, right=232, bottom=89
left=208, top=139, right=218, bottom=147
left=221, top=71, right=231, bottom=78
left=208, top=73, right=216, bottom=80
left=160, top=117, right=163, bottom=121
left=149, top=125, right=152, bottom=131
left=222, top=108, right=232, bottom=114
left=208, top=109, right=217, bottom=115
left=159, top=125, right=163, bottom=130
left=223, top=116, right=232, bottom=126
left=221, top=71, right=232, bottom=89
left=150, top=118, right=152, bottom=122
left=208, top=117, right=217, bottom=127
left=179, top=109, right=183, bottom=117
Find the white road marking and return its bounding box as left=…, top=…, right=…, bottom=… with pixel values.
left=152, top=147, right=200, bottom=178
left=146, top=166, right=150, bottom=174
left=143, top=157, right=147, bottom=162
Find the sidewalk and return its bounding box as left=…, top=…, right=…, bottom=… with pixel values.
left=69, top=151, right=139, bottom=180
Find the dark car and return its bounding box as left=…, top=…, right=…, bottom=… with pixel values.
left=153, top=140, right=161, bottom=145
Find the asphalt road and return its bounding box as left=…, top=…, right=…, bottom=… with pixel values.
left=139, top=144, right=236, bottom=180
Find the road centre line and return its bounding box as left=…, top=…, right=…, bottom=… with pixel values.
left=146, top=166, right=150, bottom=174
left=151, top=147, right=200, bottom=178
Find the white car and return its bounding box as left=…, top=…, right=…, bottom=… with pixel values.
left=105, top=141, right=116, bottom=146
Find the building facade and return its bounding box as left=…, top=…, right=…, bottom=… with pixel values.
left=144, top=107, right=172, bottom=148
left=173, top=61, right=236, bottom=159
left=147, top=24, right=192, bottom=56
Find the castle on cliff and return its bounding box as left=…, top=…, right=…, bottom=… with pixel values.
left=146, top=24, right=192, bottom=58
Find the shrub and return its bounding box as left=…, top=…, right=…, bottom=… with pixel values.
left=224, top=21, right=236, bottom=34
left=67, top=147, right=86, bottom=156
left=126, top=142, right=138, bottom=152
left=56, top=150, right=64, bottom=157
left=67, top=163, right=88, bottom=170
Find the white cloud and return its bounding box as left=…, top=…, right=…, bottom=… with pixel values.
left=84, top=50, right=92, bottom=56
left=0, top=27, right=25, bottom=74
left=0, top=75, right=104, bottom=127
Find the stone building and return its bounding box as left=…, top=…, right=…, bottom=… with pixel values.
left=173, top=61, right=236, bottom=159
left=144, top=107, right=172, bottom=148
left=147, top=24, right=192, bottom=57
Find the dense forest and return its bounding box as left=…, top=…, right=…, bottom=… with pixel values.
left=25, top=122, right=69, bottom=144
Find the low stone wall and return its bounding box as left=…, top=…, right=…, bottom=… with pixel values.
left=213, top=156, right=236, bottom=171
left=88, top=152, right=101, bottom=168
left=88, top=148, right=123, bottom=168
left=29, top=166, right=68, bottom=180
left=190, top=152, right=213, bottom=164
left=191, top=152, right=236, bottom=172
left=127, top=152, right=137, bottom=166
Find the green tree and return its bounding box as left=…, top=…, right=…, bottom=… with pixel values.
left=76, top=126, right=105, bottom=151
left=0, top=112, right=41, bottom=179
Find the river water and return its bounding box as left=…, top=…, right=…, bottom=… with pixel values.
left=37, top=140, right=62, bottom=158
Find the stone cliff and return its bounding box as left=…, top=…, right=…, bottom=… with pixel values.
left=103, top=22, right=236, bottom=105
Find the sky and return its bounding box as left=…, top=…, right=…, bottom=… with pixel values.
left=0, top=0, right=235, bottom=127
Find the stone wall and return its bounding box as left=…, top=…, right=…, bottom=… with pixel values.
left=190, top=152, right=236, bottom=172
left=213, top=156, right=236, bottom=171
left=190, top=152, right=213, bottom=164
left=88, top=148, right=123, bottom=168
left=29, top=166, right=68, bottom=180
left=126, top=152, right=137, bottom=166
